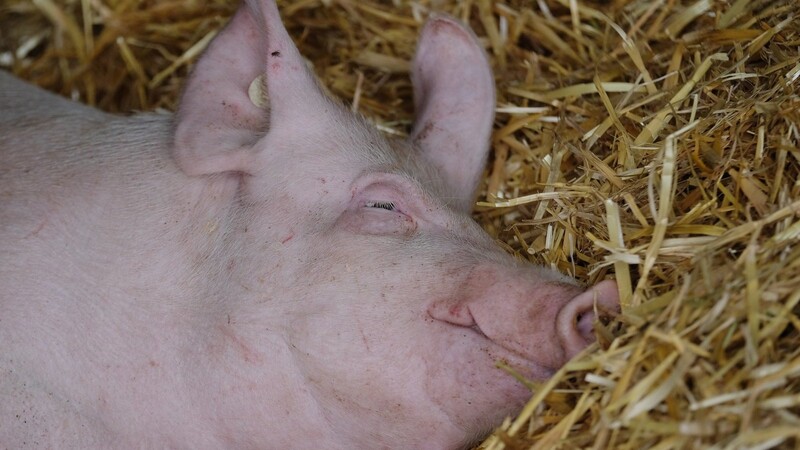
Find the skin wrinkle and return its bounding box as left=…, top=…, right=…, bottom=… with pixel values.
left=291, top=303, right=425, bottom=446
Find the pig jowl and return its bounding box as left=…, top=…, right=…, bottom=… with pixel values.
left=0, top=0, right=620, bottom=448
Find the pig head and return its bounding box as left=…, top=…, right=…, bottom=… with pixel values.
left=0, top=0, right=618, bottom=448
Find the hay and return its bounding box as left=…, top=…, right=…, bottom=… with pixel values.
left=2, top=0, right=799, bottom=448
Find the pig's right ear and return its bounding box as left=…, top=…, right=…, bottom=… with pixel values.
left=173, top=0, right=328, bottom=176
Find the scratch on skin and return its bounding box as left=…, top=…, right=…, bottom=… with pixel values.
left=218, top=324, right=262, bottom=364
left=359, top=327, right=371, bottom=353
left=24, top=218, right=48, bottom=239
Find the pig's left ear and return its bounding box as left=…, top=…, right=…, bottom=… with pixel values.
left=410, top=15, right=495, bottom=212
left=173, top=0, right=328, bottom=176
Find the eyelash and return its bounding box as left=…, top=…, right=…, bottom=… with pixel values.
left=365, top=201, right=396, bottom=211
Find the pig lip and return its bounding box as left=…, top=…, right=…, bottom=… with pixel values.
left=451, top=322, right=558, bottom=380
left=495, top=351, right=558, bottom=381
left=426, top=303, right=559, bottom=379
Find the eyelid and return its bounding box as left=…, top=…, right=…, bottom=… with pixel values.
left=348, top=172, right=452, bottom=233
left=340, top=203, right=416, bottom=236
left=352, top=172, right=422, bottom=202
left=351, top=172, right=431, bottom=221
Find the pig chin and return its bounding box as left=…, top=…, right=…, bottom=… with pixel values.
left=419, top=328, right=552, bottom=439
left=424, top=366, right=537, bottom=447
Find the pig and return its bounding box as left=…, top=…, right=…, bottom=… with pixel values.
left=0, top=0, right=619, bottom=448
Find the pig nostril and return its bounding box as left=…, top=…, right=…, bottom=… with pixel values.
left=557, top=281, right=620, bottom=361
left=575, top=311, right=597, bottom=343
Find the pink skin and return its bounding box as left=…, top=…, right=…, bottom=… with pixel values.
left=0, top=1, right=619, bottom=449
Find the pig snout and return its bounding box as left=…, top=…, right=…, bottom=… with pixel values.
left=556, top=279, right=620, bottom=361
left=428, top=270, right=620, bottom=373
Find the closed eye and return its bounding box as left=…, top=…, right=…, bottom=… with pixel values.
left=365, top=201, right=396, bottom=211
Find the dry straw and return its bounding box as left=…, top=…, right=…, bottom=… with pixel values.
left=2, top=0, right=799, bottom=448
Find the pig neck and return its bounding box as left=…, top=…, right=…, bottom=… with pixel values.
left=2, top=112, right=336, bottom=448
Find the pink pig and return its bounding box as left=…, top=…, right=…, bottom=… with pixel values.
left=0, top=0, right=618, bottom=448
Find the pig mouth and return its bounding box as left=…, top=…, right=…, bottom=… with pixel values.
left=426, top=299, right=565, bottom=378
left=439, top=317, right=559, bottom=380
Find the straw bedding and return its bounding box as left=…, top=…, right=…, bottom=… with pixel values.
left=2, top=0, right=798, bottom=448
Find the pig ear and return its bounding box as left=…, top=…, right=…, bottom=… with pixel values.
left=173, top=0, right=328, bottom=176
left=410, top=15, right=495, bottom=212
